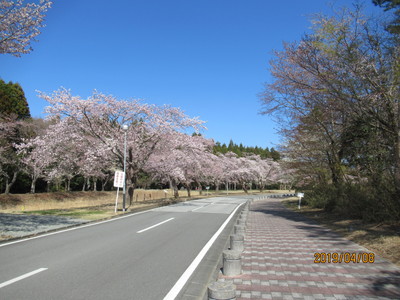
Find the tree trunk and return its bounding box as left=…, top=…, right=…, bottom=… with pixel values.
left=242, top=182, right=248, bottom=193
left=168, top=178, right=179, bottom=199
left=171, top=184, right=178, bottom=198
left=82, top=177, right=86, bottom=191
left=86, top=177, right=91, bottom=191
left=93, top=177, right=97, bottom=191
left=186, top=184, right=191, bottom=197
left=197, top=182, right=202, bottom=195
left=101, top=175, right=110, bottom=191
left=394, top=128, right=400, bottom=204
left=4, top=171, right=18, bottom=194
left=67, top=178, right=71, bottom=192
left=128, top=185, right=135, bottom=205
left=30, top=177, right=37, bottom=194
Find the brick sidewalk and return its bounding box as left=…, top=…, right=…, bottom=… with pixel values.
left=218, top=197, right=400, bottom=300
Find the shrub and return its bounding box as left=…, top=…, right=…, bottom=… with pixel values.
left=306, top=183, right=400, bottom=222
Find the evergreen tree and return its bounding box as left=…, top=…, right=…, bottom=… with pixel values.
left=0, top=80, right=30, bottom=119
left=213, top=140, right=280, bottom=160
left=270, top=148, right=281, bottom=161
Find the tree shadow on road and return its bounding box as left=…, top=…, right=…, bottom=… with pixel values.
left=0, top=213, right=86, bottom=237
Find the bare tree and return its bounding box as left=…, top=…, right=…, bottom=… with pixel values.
left=260, top=5, right=400, bottom=214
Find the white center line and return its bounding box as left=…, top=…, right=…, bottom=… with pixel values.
left=0, top=268, right=48, bottom=289
left=137, top=218, right=175, bottom=233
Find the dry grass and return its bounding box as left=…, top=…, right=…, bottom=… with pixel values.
left=0, top=191, right=115, bottom=212
left=0, top=188, right=270, bottom=215
left=0, top=189, right=292, bottom=211
left=0, top=189, right=210, bottom=213
left=283, top=198, right=400, bottom=267
left=0, top=190, right=171, bottom=223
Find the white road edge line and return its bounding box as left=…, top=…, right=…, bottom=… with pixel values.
left=163, top=201, right=245, bottom=300
left=0, top=210, right=151, bottom=248
left=0, top=268, right=47, bottom=289
left=137, top=218, right=175, bottom=234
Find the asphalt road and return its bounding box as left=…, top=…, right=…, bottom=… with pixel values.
left=0, top=196, right=248, bottom=300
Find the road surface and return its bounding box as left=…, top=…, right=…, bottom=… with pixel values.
left=0, top=196, right=250, bottom=299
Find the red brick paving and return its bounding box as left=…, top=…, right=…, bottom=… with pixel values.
left=218, top=197, right=400, bottom=299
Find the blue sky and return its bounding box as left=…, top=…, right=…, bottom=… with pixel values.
left=0, top=0, right=382, bottom=148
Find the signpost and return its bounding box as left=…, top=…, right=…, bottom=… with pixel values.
left=206, top=186, right=210, bottom=196
left=114, top=171, right=125, bottom=213
left=297, top=192, right=304, bottom=209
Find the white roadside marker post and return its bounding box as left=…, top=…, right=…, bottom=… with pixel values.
left=297, top=192, right=304, bottom=209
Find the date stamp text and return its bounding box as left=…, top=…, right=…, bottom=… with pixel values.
left=314, top=252, right=375, bottom=263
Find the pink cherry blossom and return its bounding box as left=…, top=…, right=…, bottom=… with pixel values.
left=0, top=0, right=52, bottom=56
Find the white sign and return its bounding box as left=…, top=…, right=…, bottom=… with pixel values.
left=113, top=171, right=125, bottom=188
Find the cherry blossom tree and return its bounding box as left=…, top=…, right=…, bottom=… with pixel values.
left=207, top=152, right=235, bottom=192
left=0, top=115, right=26, bottom=193
left=212, top=152, right=283, bottom=193
left=146, top=132, right=214, bottom=198
left=78, top=147, right=115, bottom=192
left=17, top=117, right=117, bottom=193
left=176, top=135, right=215, bottom=196
left=0, top=0, right=52, bottom=56
left=17, top=138, right=49, bottom=193
left=17, top=120, right=80, bottom=192
left=229, top=156, right=258, bottom=193
left=38, top=88, right=205, bottom=202
left=206, top=153, right=226, bottom=191
left=245, top=155, right=280, bottom=191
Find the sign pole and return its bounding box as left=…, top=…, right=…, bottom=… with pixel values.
left=115, top=187, right=120, bottom=213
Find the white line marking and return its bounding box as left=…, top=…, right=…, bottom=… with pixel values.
left=0, top=268, right=47, bottom=289
left=191, top=202, right=216, bottom=212
left=137, top=218, right=175, bottom=233
left=0, top=196, right=241, bottom=248
left=0, top=210, right=151, bottom=248
left=191, top=205, right=206, bottom=212
left=163, top=202, right=245, bottom=300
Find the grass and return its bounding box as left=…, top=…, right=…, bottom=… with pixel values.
left=0, top=188, right=285, bottom=220
left=0, top=190, right=180, bottom=221
left=0, top=188, right=288, bottom=213
left=282, top=197, right=400, bottom=267
left=0, top=191, right=116, bottom=212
